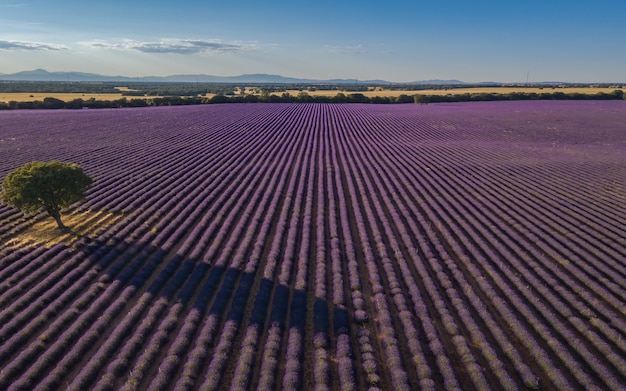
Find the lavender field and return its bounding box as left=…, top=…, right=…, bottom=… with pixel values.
left=0, top=101, right=625, bottom=390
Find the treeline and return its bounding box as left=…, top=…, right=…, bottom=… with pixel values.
left=0, top=90, right=624, bottom=110
left=413, top=89, right=625, bottom=103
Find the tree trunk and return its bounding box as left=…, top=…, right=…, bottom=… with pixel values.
left=49, top=209, right=66, bottom=230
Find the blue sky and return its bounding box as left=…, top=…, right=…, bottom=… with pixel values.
left=1, top=0, right=625, bottom=82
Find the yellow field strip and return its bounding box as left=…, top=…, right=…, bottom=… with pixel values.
left=0, top=92, right=163, bottom=103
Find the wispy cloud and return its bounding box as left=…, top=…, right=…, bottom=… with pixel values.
left=324, top=43, right=393, bottom=56
left=325, top=44, right=368, bottom=55
left=0, top=3, right=28, bottom=8
left=81, top=38, right=256, bottom=54
left=0, top=40, right=67, bottom=51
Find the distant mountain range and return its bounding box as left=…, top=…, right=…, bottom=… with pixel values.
left=0, top=69, right=466, bottom=84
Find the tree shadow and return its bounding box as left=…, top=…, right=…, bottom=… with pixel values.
left=97, top=241, right=353, bottom=390
left=0, top=237, right=355, bottom=391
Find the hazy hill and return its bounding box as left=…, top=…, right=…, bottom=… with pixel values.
left=0, top=69, right=460, bottom=84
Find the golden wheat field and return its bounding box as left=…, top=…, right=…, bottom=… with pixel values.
left=0, top=93, right=167, bottom=103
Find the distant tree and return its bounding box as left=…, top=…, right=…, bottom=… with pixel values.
left=210, top=95, right=230, bottom=104
left=268, top=94, right=284, bottom=103
left=611, top=89, right=624, bottom=100
left=414, top=95, right=430, bottom=104
left=396, top=94, right=414, bottom=104
left=333, top=93, right=347, bottom=103
left=42, top=97, right=66, bottom=109
left=370, top=96, right=391, bottom=104
left=347, top=93, right=368, bottom=103
left=1, top=161, right=92, bottom=229
left=297, top=91, right=313, bottom=102
left=281, top=92, right=296, bottom=102
left=259, top=90, right=271, bottom=101
left=243, top=94, right=260, bottom=103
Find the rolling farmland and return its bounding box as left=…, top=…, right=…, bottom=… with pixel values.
left=0, top=101, right=625, bottom=390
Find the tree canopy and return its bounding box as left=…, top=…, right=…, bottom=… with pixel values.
left=1, top=161, right=92, bottom=229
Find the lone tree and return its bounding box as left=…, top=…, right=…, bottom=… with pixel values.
left=1, top=161, right=92, bottom=230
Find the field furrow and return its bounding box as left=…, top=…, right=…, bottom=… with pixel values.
left=0, top=101, right=624, bottom=390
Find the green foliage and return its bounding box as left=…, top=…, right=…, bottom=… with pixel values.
left=42, top=97, right=66, bottom=109
left=1, top=161, right=92, bottom=229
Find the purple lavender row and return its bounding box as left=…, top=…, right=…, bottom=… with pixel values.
left=5, top=242, right=157, bottom=390
left=278, top=109, right=318, bottom=391
left=340, top=106, right=482, bottom=390
left=0, top=109, right=264, bottom=388
left=337, top=106, right=455, bottom=390
left=431, top=167, right=626, bottom=386
left=233, top=108, right=317, bottom=391
left=179, top=145, right=279, bottom=257
left=469, top=156, right=626, bottom=290
left=0, top=243, right=65, bottom=306
left=370, top=115, right=600, bottom=388
left=331, top=105, right=414, bottom=391
left=196, top=106, right=311, bottom=391
left=430, top=149, right=626, bottom=361
left=312, top=116, right=333, bottom=391
left=238, top=106, right=317, bottom=391
left=502, top=150, right=626, bottom=225
left=189, top=107, right=310, bottom=389
left=0, top=205, right=17, bottom=222
left=82, top=112, right=230, bottom=213
left=375, top=101, right=625, bottom=229
left=0, top=208, right=35, bottom=246
left=423, top=144, right=626, bottom=339
left=0, top=245, right=49, bottom=289
left=326, top=115, right=383, bottom=390
left=149, top=112, right=281, bottom=256
left=569, top=316, right=626, bottom=378
left=146, top=105, right=308, bottom=391
left=458, top=144, right=626, bottom=251
left=31, top=257, right=158, bottom=391
left=406, top=202, right=538, bottom=388
left=588, top=317, right=626, bottom=366
left=94, top=261, right=221, bottom=390
left=333, top=141, right=402, bottom=390
left=367, top=120, right=575, bottom=388
left=357, top=125, right=546, bottom=389
left=118, top=105, right=301, bottom=391
left=76, top=119, right=249, bottom=251
left=0, top=226, right=145, bottom=382
left=67, top=252, right=201, bottom=390
left=320, top=112, right=358, bottom=391
left=0, top=244, right=75, bottom=339
left=23, top=227, right=175, bottom=385
left=68, top=277, right=166, bottom=390
left=120, top=167, right=273, bottom=388
left=347, top=104, right=544, bottom=387
left=422, top=132, right=623, bottom=276
left=79, top=107, right=259, bottom=221
left=436, top=142, right=621, bottom=304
